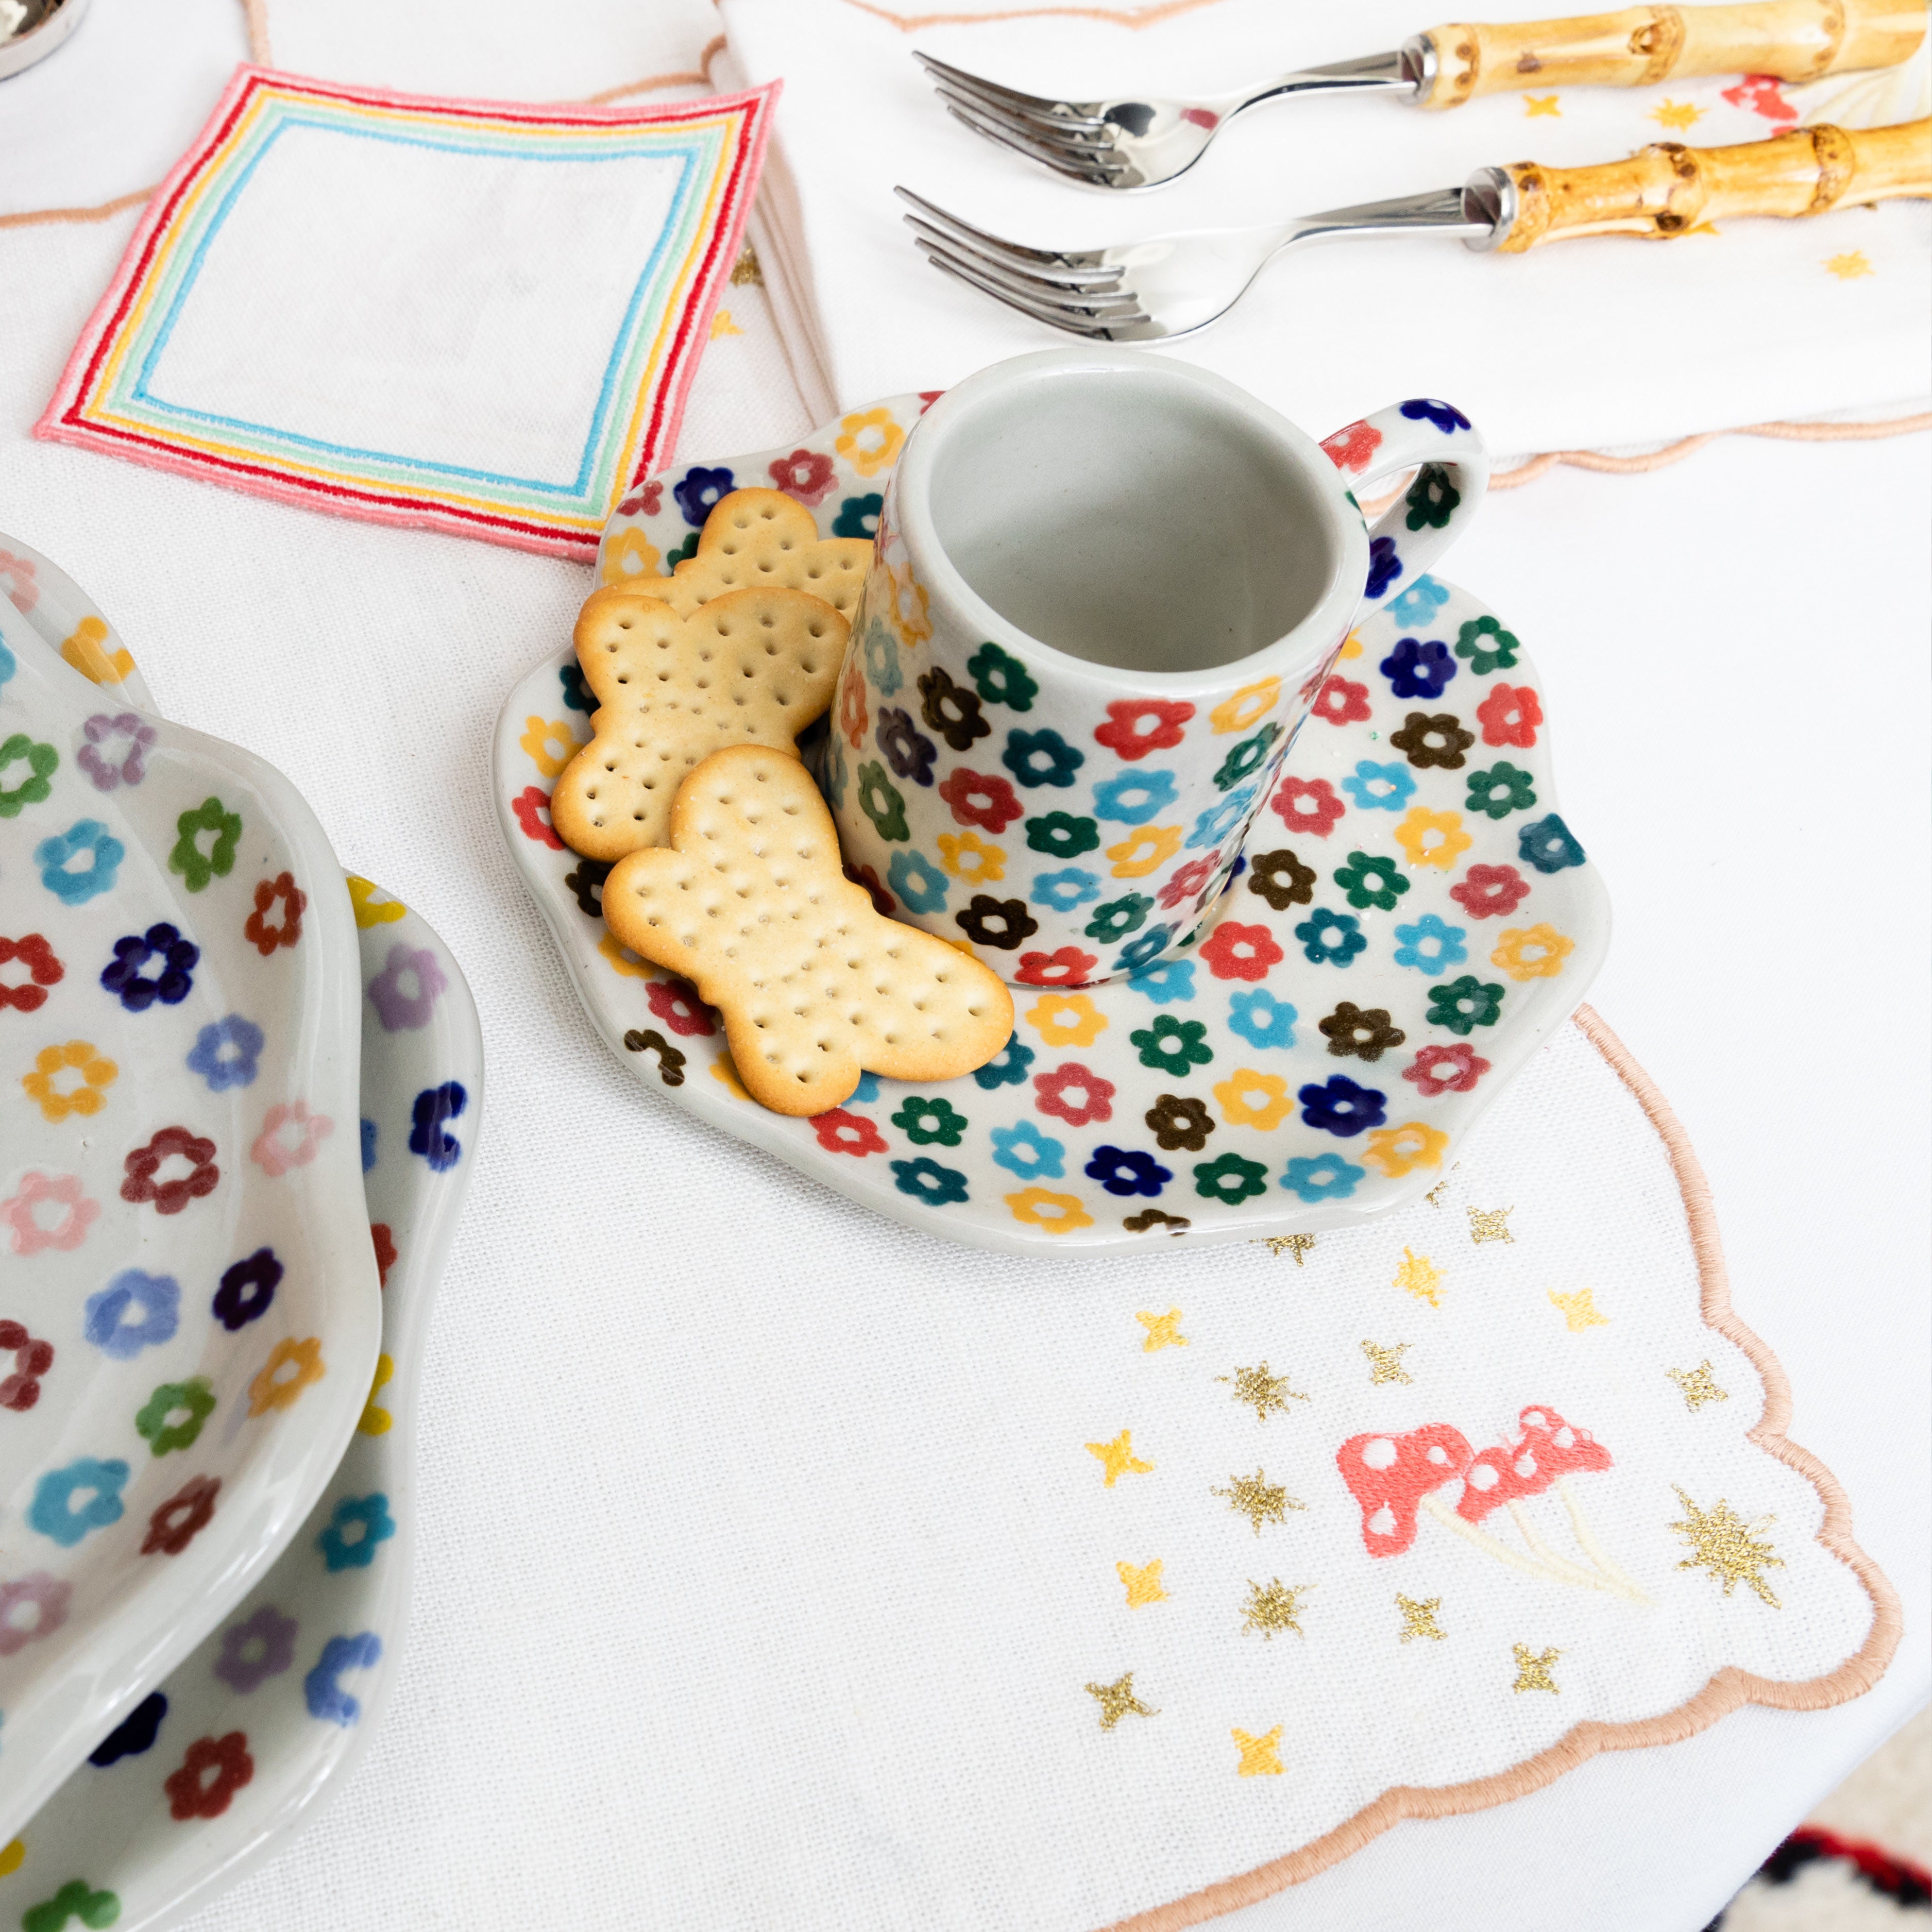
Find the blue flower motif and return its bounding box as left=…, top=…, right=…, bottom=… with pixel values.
left=560, top=663, right=592, bottom=712
left=1084, top=894, right=1152, bottom=943
left=1399, top=398, right=1471, bottom=433
left=1379, top=637, right=1457, bottom=700
left=360, top=1118, right=378, bottom=1172
left=1293, top=908, right=1366, bottom=968
left=852, top=1072, right=882, bottom=1104
left=1519, top=814, right=1587, bottom=874
left=1084, top=1146, right=1171, bottom=1197
left=860, top=616, right=902, bottom=697
left=84, top=1270, right=179, bottom=1358
left=36, top=819, right=125, bottom=904
left=1298, top=1074, right=1387, bottom=1138
left=1339, top=760, right=1416, bottom=813
left=1092, top=769, right=1178, bottom=825
left=991, top=1119, right=1064, bottom=1180
left=890, top=1157, right=969, bottom=1205
left=1392, top=912, right=1468, bottom=973
left=887, top=849, right=948, bottom=913
left=408, top=1081, right=468, bottom=1173
left=187, top=1014, right=264, bottom=1092
left=1228, top=988, right=1297, bottom=1050
left=1114, top=925, right=1174, bottom=974
left=1032, top=867, right=1099, bottom=912
left=973, top=1037, right=1035, bottom=1092
left=1002, top=728, right=1083, bottom=789
left=1365, top=536, right=1402, bottom=600
left=1385, top=575, right=1450, bottom=629
left=0, top=638, right=13, bottom=687
left=1280, top=1153, right=1365, bottom=1202
left=833, top=493, right=883, bottom=540
left=90, top=1690, right=167, bottom=1766
left=213, top=1248, right=282, bottom=1330
left=317, top=1493, right=397, bottom=1573
left=305, top=1630, right=382, bottom=1726
left=673, top=465, right=734, bottom=527
left=1188, top=785, right=1254, bottom=850
left=1126, top=959, right=1195, bottom=1004
left=30, top=1456, right=130, bottom=1547
left=101, top=923, right=199, bottom=1011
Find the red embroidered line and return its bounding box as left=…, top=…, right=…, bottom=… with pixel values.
left=1760, top=1825, right=1932, bottom=1905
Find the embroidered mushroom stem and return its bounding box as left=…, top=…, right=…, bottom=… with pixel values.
left=1557, top=1476, right=1651, bottom=1602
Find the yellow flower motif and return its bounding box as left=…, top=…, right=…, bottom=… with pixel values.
left=1337, top=629, right=1364, bottom=660
left=357, top=1353, right=395, bottom=1436
left=601, top=526, right=661, bottom=585
left=1524, top=93, right=1561, bottom=115
left=520, top=715, right=584, bottom=779
left=836, top=406, right=905, bottom=478
left=1362, top=1120, right=1451, bottom=1178
left=249, top=1336, right=326, bottom=1416
left=1651, top=98, right=1703, bottom=131
left=937, top=831, right=1006, bottom=883
left=1210, top=678, right=1280, bottom=734
left=1007, top=1187, right=1095, bottom=1234
left=347, top=875, right=406, bottom=927
left=1026, top=992, right=1107, bottom=1047
left=1490, top=922, right=1574, bottom=981
left=0, top=1840, right=22, bottom=1878
left=597, top=933, right=651, bottom=978
left=60, top=616, right=135, bottom=685
left=1106, top=822, right=1181, bottom=878
left=1393, top=807, right=1471, bottom=870
left=886, top=560, right=932, bottom=646
left=1825, top=250, right=1874, bottom=281
left=1212, top=1067, right=1294, bottom=1131
left=710, top=1053, right=753, bottom=1102
left=23, top=1040, right=118, bottom=1122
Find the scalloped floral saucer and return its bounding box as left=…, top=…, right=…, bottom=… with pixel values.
left=496, top=403, right=1609, bottom=1256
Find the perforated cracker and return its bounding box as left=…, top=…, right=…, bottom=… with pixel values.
left=629, top=488, right=871, bottom=620
left=552, top=586, right=845, bottom=862
left=603, top=745, right=1014, bottom=1115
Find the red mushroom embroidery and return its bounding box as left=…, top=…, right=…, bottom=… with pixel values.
left=1336, top=1422, right=1475, bottom=1556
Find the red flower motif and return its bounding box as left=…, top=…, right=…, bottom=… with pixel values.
left=121, top=1127, right=219, bottom=1216
left=645, top=976, right=717, bottom=1038
left=917, top=390, right=944, bottom=413
left=1033, top=1061, right=1115, bottom=1127
left=370, top=1222, right=398, bottom=1288
left=615, top=480, right=663, bottom=518
left=936, top=766, right=1022, bottom=833
left=1198, top=920, right=1282, bottom=982
left=1476, top=682, right=1541, bottom=748
left=143, top=1474, right=221, bottom=1555
left=1320, top=420, right=1382, bottom=473
left=1449, top=863, right=1531, bottom=920
left=1311, top=676, right=1371, bottom=727
left=768, top=448, right=838, bottom=506
left=165, top=1731, right=255, bottom=1820
left=843, top=862, right=896, bottom=916
left=243, top=873, right=306, bottom=957
left=512, top=786, right=564, bottom=851
left=1721, top=73, right=1797, bottom=121
left=1157, top=852, right=1221, bottom=910
left=1014, top=946, right=1098, bottom=987
left=1401, top=1043, right=1490, bottom=1097
left=0, top=934, right=64, bottom=1012
left=1093, top=699, right=1194, bottom=761
left=810, top=1108, right=888, bottom=1156
left=1269, top=776, right=1345, bottom=837
left=0, top=1320, right=54, bottom=1412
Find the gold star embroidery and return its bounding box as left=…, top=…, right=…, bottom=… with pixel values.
left=1524, top=93, right=1561, bottom=115
left=1398, top=1594, right=1446, bottom=1643
left=1393, top=1247, right=1444, bottom=1308
left=1423, top=1166, right=1459, bottom=1207
left=1262, top=1232, right=1317, bottom=1264
left=1232, top=1725, right=1284, bottom=1776
left=1548, top=1287, right=1609, bottom=1331
left=728, top=245, right=763, bottom=286
left=1136, top=1307, right=1188, bottom=1352
left=1214, top=1468, right=1306, bottom=1535
left=1651, top=98, right=1703, bottom=131
left=1117, top=1559, right=1169, bottom=1607
left=1361, top=1340, right=1413, bottom=1385
left=1087, top=1430, right=1153, bottom=1487
left=1512, top=1644, right=1561, bottom=1692
left=1240, top=1578, right=1313, bottom=1640
left=1670, top=1487, right=1783, bottom=1606
left=1217, top=1361, right=1310, bottom=1422
left=708, top=309, right=744, bottom=340
left=1667, top=1361, right=1730, bottom=1411
left=1825, top=250, right=1874, bottom=280
left=1086, top=1671, right=1156, bottom=1729
left=1466, top=1205, right=1514, bottom=1245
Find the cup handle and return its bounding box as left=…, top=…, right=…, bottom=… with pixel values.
left=1319, top=400, right=1490, bottom=609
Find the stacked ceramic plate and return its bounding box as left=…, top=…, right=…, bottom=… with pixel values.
left=0, top=539, right=481, bottom=1931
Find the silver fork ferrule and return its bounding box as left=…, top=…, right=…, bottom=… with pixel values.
left=1398, top=33, right=1438, bottom=97
left=1459, top=167, right=1517, bottom=251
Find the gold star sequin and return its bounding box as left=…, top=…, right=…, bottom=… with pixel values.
left=1651, top=98, right=1703, bottom=130
left=1214, top=1468, right=1306, bottom=1535
left=1825, top=250, right=1874, bottom=280
left=1423, top=1166, right=1459, bottom=1207
left=1117, top=1560, right=1169, bottom=1607
left=1466, top=1205, right=1514, bottom=1244
left=1548, top=1287, right=1609, bottom=1331
left=1667, top=1361, right=1730, bottom=1411
left=1512, top=1644, right=1561, bottom=1692
left=1240, top=1578, right=1313, bottom=1640
left=1262, top=1233, right=1317, bottom=1264
left=1670, top=1487, right=1783, bottom=1606
left=729, top=244, right=763, bottom=285
left=1393, top=1247, right=1444, bottom=1308
left=1086, top=1671, right=1156, bottom=1729
left=1524, top=93, right=1561, bottom=115
left=1361, top=1340, right=1413, bottom=1386
left=1136, top=1308, right=1188, bottom=1352
left=1232, top=1725, right=1284, bottom=1776
left=1087, top=1430, right=1154, bottom=1487
left=1398, top=1595, right=1446, bottom=1643
left=1217, top=1362, right=1309, bottom=1422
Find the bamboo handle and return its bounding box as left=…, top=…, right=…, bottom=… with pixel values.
left=1484, top=117, right=1930, bottom=247
left=1416, top=0, right=1928, bottom=106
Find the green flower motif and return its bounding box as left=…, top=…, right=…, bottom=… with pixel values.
left=1333, top=851, right=1410, bottom=912
left=24, top=1880, right=121, bottom=1932
left=1025, top=811, right=1099, bottom=858
left=1454, top=614, right=1519, bottom=675
left=1212, top=723, right=1280, bottom=792
left=0, top=734, right=58, bottom=817
left=891, top=1095, right=968, bottom=1147
left=1193, top=1151, right=1269, bottom=1205
left=967, top=640, right=1038, bottom=712
left=665, top=531, right=699, bottom=569
left=1427, top=975, right=1505, bottom=1036
left=1130, top=1013, right=1213, bottom=1076
left=856, top=761, right=908, bottom=842
left=1084, top=893, right=1152, bottom=942
left=135, top=1377, right=216, bottom=1456
left=1464, top=760, right=1537, bottom=821
left=170, top=796, right=243, bottom=892
left=1404, top=463, right=1460, bottom=532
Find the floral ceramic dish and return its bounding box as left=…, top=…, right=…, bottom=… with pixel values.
left=496, top=402, right=1609, bottom=1255
left=0, top=879, right=481, bottom=1932
left=0, top=605, right=381, bottom=1842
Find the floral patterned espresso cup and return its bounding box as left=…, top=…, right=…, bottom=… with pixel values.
left=824, top=348, right=1488, bottom=987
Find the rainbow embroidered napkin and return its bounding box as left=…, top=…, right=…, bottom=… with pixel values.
left=37, top=69, right=778, bottom=556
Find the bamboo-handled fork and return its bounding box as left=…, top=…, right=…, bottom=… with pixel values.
left=921, top=0, right=1928, bottom=189
left=900, top=118, right=1932, bottom=339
